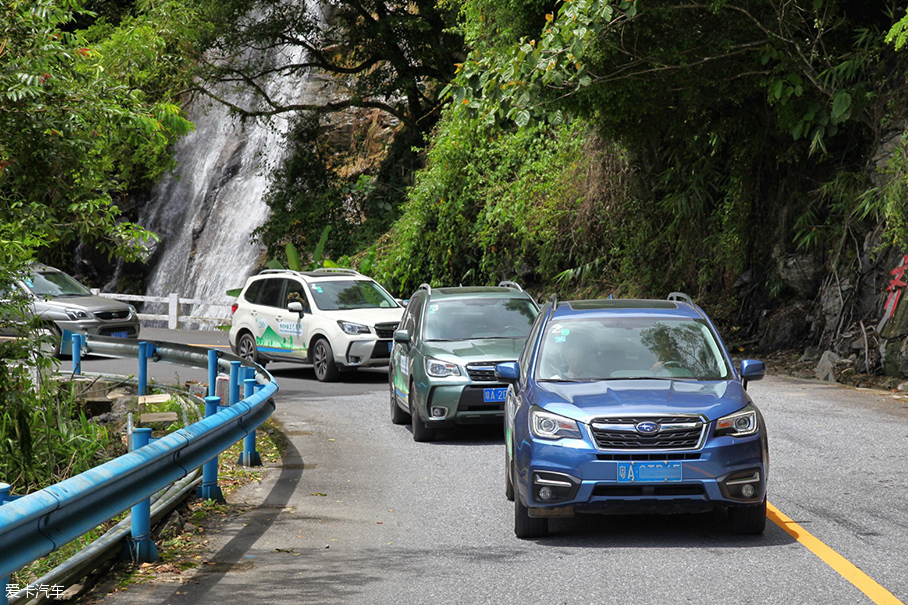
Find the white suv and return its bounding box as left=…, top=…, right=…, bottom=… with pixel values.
left=229, top=269, right=404, bottom=381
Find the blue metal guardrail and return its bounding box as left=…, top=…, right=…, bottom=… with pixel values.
left=0, top=334, right=277, bottom=604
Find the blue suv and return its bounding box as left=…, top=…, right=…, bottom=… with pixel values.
left=496, top=294, right=767, bottom=539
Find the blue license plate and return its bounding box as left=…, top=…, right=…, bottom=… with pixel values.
left=388, top=341, right=393, bottom=352
left=617, top=461, right=682, bottom=482
left=483, top=387, right=507, bottom=403
left=111, top=331, right=129, bottom=338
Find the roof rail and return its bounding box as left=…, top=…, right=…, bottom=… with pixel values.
left=418, top=283, right=432, bottom=295
left=498, top=280, right=524, bottom=292
left=259, top=269, right=300, bottom=275
left=667, top=292, right=693, bottom=306
left=309, top=268, right=360, bottom=275
left=548, top=293, right=558, bottom=310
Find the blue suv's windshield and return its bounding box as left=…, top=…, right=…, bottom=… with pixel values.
left=424, top=298, right=537, bottom=341
left=537, top=317, right=731, bottom=381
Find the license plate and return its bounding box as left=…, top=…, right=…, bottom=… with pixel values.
left=388, top=341, right=393, bottom=352
left=111, top=331, right=129, bottom=338
left=483, top=387, right=507, bottom=403
left=617, top=461, right=682, bottom=482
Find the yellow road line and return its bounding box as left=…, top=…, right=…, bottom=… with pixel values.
left=767, top=502, right=904, bottom=605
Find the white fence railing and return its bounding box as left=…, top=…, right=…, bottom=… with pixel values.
left=91, top=290, right=232, bottom=330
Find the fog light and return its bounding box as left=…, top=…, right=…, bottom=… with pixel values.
left=430, top=407, right=446, bottom=418
left=741, top=484, right=755, bottom=498
left=538, top=486, right=554, bottom=501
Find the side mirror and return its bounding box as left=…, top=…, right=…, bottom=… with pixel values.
left=288, top=301, right=304, bottom=316
left=495, top=361, right=520, bottom=384
left=740, top=359, right=765, bottom=390
left=393, top=329, right=411, bottom=344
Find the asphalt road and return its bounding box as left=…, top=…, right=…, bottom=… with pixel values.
left=82, top=329, right=908, bottom=605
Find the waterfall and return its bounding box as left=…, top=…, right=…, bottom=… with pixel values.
left=140, top=40, right=330, bottom=326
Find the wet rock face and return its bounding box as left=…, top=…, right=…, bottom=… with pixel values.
left=758, top=302, right=813, bottom=351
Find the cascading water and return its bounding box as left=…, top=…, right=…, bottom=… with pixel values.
left=140, top=39, right=329, bottom=325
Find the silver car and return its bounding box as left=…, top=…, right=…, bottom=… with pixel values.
left=0, top=264, right=140, bottom=355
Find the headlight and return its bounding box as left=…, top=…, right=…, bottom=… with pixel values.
left=425, top=356, right=461, bottom=377
left=530, top=406, right=583, bottom=440
left=337, top=320, right=371, bottom=335
left=65, top=308, right=91, bottom=321
left=715, top=403, right=759, bottom=437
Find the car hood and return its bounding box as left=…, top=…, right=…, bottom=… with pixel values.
left=425, top=338, right=526, bottom=364
left=535, top=379, right=750, bottom=422
left=322, top=307, right=403, bottom=326
left=37, top=295, right=133, bottom=314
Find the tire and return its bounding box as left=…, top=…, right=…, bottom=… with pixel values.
left=237, top=332, right=261, bottom=365
left=728, top=498, right=767, bottom=535
left=409, top=385, right=436, bottom=442
left=505, top=450, right=514, bottom=501
left=515, top=496, right=548, bottom=539
left=312, top=338, right=340, bottom=382
left=390, top=381, right=410, bottom=425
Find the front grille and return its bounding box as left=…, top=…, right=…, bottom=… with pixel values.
left=590, top=416, right=705, bottom=451
left=457, top=386, right=506, bottom=412
left=466, top=362, right=505, bottom=382
left=593, top=484, right=706, bottom=497
left=374, top=323, right=398, bottom=339
left=96, top=310, right=131, bottom=320
left=596, top=453, right=701, bottom=462
left=370, top=340, right=392, bottom=359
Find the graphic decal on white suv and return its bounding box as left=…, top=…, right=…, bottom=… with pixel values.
left=257, top=326, right=307, bottom=353
left=278, top=321, right=303, bottom=336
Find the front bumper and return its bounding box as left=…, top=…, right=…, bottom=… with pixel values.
left=421, top=384, right=507, bottom=426
left=516, top=433, right=766, bottom=516
left=343, top=338, right=392, bottom=368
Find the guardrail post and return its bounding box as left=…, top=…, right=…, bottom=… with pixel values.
left=168, top=293, right=179, bottom=330
left=138, top=341, right=150, bottom=396
left=125, top=428, right=159, bottom=564
left=208, top=349, right=218, bottom=398
left=238, top=375, right=262, bottom=467
left=196, top=396, right=225, bottom=503
left=229, top=361, right=241, bottom=405
left=71, top=334, right=82, bottom=375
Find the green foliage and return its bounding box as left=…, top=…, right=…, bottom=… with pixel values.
left=0, top=367, right=120, bottom=493
left=373, top=108, right=640, bottom=295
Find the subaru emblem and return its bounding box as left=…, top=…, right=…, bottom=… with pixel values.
left=635, top=421, right=659, bottom=434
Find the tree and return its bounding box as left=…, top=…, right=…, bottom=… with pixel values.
left=192, top=0, right=464, bottom=133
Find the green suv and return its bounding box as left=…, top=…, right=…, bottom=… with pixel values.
left=389, top=283, right=539, bottom=442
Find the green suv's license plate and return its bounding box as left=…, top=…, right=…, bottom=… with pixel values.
left=483, top=387, right=507, bottom=403
left=617, top=461, right=682, bottom=482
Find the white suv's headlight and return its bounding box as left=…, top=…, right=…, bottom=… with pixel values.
left=715, top=403, right=759, bottom=437
left=425, top=357, right=461, bottom=377
left=530, top=406, right=583, bottom=440
left=337, top=320, right=371, bottom=335
left=65, top=308, right=91, bottom=320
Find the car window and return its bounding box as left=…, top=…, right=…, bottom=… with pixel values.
left=423, top=298, right=537, bottom=341
left=402, top=293, right=422, bottom=334
left=285, top=280, right=311, bottom=312
left=519, top=310, right=546, bottom=381
left=537, top=317, right=731, bottom=381
left=242, top=280, right=264, bottom=304
left=308, top=280, right=398, bottom=310
left=255, top=278, right=285, bottom=308
left=24, top=270, right=91, bottom=298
